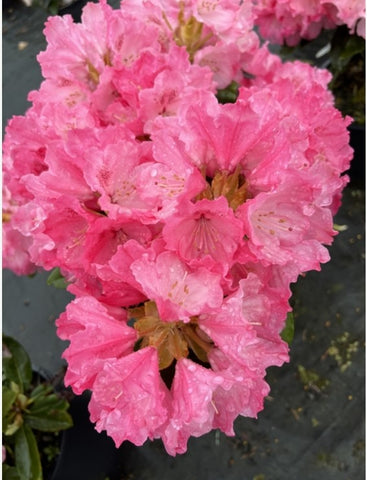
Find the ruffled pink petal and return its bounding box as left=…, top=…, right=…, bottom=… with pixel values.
left=89, top=347, right=170, bottom=446
left=131, top=251, right=223, bottom=322
left=56, top=296, right=136, bottom=394
left=162, top=358, right=222, bottom=455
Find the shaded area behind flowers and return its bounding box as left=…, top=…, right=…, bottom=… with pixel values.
left=2, top=2, right=365, bottom=479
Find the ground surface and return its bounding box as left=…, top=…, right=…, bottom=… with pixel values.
left=3, top=3, right=365, bottom=479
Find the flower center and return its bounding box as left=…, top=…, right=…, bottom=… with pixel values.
left=128, top=301, right=213, bottom=370
left=2, top=212, right=11, bottom=223
left=163, top=4, right=213, bottom=62
left=196, top=165, right=248, bottom=210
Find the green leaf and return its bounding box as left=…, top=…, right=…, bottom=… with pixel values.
left=28, top=387, right=68, bottom=414
left=29, top=384, right=53, bottom=401
left=14, top=425, right=43, bottom=480
left=25, top=409, right=73, bottom=432
left=3, top=464, right=21, bottom=480
left=329, top=26, right=365, bottom=74
left=216, top=81, right=239, bottom=104
left=25, top=386, right=73, bottom=432
left=2, top=386, right=18, bottom=419
left=46, top=268, right=68, bottom=289
left=3, top=337, right=32, bottom=393
left=281, top=312, right=295, bottom=345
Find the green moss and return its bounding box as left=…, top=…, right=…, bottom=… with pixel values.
left=327, top=332, right=359, bottom=372
left=297, top=365, right=330, bottom=392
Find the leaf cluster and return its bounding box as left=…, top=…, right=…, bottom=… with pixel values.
left=2, top=336, right=73, bottom=480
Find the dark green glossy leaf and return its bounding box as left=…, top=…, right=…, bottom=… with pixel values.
left=25, top=387, right=73, bottom=432
left=29, top=388, right=69, bottom=414
left=46, top=268, right=68, bottom=289
left=25, top=409, right=73, bottom=433
left=280, top=312, right=295, bottom=345
left=3, top=337, right=32, bottom=393
left=14, top=425, right=42, bottom=480
left=29, top=384, right=53, bottom=401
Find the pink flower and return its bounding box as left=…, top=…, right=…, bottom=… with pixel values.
left=2, top=112, right=49, bottom=203
left=209, top=349, right=270, bottom=435
left=122, top=0, right=259, bottom=88
left=131, top=251, right=223, bottom=322
left=161, top=358, right=224, bottom=455
left=253, top=0, right=329, bottom=46
left=2, top=187, right=37, bottom=275
left=56, top=296, right=137, bottom=393
left=2, top=0, right=354, bottom=457
left=163, top=197, right=244, bottom=274
left=199, top=275, right=289, bottom=374
left=2, top=223, right=36, bottom=276
left=240, top=184, right=333, bottom=272
left=253, top=0, right=365, bottom=45
left=89, top=347, right=170, bottom=446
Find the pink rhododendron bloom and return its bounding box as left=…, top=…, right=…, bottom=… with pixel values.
left=163, top=197, right=244, bottom=274
left=2, top=222, right=36, bottom=276
left=89, top=347, right=170, bottom=446
left=200, top=276, right=289, bottom=374
left=3, top=0, right=354, bottom=457
left=131, top=251, right=223, bottom=322
left=56, top=296, right=137, bottom=393
left=209, top=349, right=271, bottom=434
left=161, top=358, right=225, bottom=455
left=253, top=0, right=366, bottom=44
left=123, top=0, right=260, bottom=88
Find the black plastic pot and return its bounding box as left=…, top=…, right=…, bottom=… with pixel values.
left=50, top=392, right=134, bottom=480
left=348, top=122, right=366, bottom=187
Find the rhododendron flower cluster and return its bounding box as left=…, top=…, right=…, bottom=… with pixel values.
left=3, top=0, right=354, bottom=456
left=253, top=0, right=366, bottom=45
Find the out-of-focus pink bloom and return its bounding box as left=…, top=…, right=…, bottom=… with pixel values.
left=253, top=0, right=365, bottom=44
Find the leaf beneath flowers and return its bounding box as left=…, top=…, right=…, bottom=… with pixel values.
left=280, top=312, right=295, bottom=345
left=25, top=385, right=73, bottom=432
left=2, top=337, right=32, bottom=393
left=47, top=268, right=68, bottom=289
left=14, top=424, right=42, bottom=480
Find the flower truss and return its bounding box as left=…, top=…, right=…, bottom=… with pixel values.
left=3, top=0, right=354, bottom=456
left=253, top=0, right=366, bottom=45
